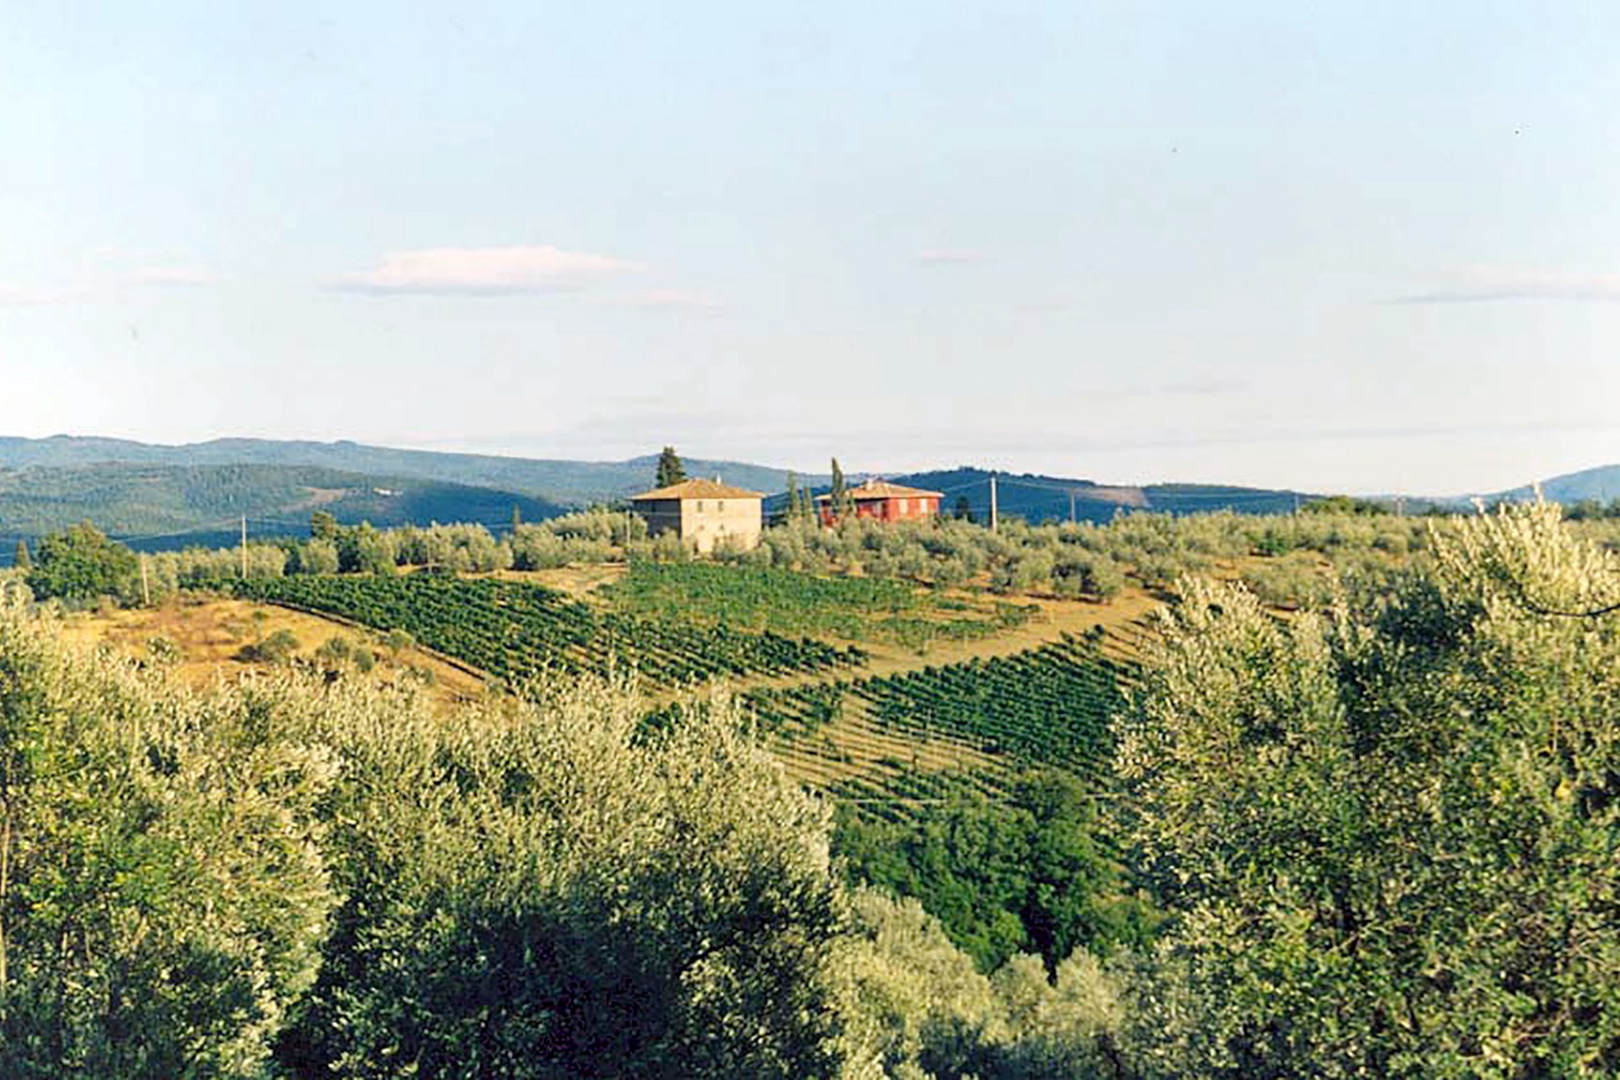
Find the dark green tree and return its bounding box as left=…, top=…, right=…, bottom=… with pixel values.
left=656, top=446, right=686, bottom=489
left=829, top=459, right=850, bottom=522
left=954, top=495, right=974, bottom=522
left=12, top=540, right=30, bottom=571
left=784, top=472, right=802, bottom=523
left=335, top=523, right=393, bottom=575
left=834, top=769, right=1149, bottom=973
left=25, top=522, right=138, bottom=604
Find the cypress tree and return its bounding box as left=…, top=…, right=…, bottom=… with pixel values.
left=784, top=472, right=801, bottom=523
left=829, top=458, right=849, bottom=522
left=14, top=538, right=31, bottom=570
left=656, top=446, right=686, bottom=488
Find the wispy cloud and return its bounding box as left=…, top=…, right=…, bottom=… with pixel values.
left=131, top=265, right=218, bottom=287
left=334, top=245, right=645, bottom=296
left=917, top=248, right=990, bottom=265
left=611, top=288, right=724, bottom=311
left=1394, top=267, right=1620, bottom=304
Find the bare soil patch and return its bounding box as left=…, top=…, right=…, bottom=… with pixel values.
left=59, top=596, right=486, bottom=707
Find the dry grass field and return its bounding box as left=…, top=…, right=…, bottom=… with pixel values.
left=57, top=595, right=487, bottom=706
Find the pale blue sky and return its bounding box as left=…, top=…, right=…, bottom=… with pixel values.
left=4, top=2, right=1619, bottom=493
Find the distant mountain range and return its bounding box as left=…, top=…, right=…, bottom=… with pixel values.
left=1463, top=464, right=1620, bottom=508
left=0, top=462, right=566, bottom=563
left=1, top=435, right=1615, bottom=566
left=0, top=436, right=806, bottom=507
left=885, top=468, right=1310, bottom=524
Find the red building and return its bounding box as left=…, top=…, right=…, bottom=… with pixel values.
left=816, top=479, right=944, bottom=525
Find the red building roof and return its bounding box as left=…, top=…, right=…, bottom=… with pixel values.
left=815, top=479, right=944, bottom=502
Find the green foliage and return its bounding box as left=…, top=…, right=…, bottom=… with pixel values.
left=604, top=560, right=1011, bottom=650
left=140, top=543, right=287, bottom=599
left=235, top=627, right=300, bottom=664
left=655, top=445, right=686, bottom=488
left=145, top=635, right=182, bottom=666
left=857, top=635, right=1127, bottom=769
left=785, top=471, right=804, bottom=523
left=234, top=573, right=865, bottom=690
left=281, top=682, right=846, bottom=1079
left=834, top=769, right=1152, bottom=974
left=297, top=537, right=338, bottom=575
left=334, top=522, right=393, bottom=575
left=0, top=600, right=338, bottom=1077
left=1301, top=493, right=1387, bottom=515
left=314, top=634, right=353, bottom=666
left=25, top=522, right=139, bottom=605
left=830, top=458, right=850, bottom=521
left=832, top=889, right=1127, bottom=1079
left=1564, top=496, right=1620, bottom=521
left=1115, top=504, right=1620, bottom=1078
left=0, top=597, right=863, bottom=1077
left=1237, top=549, right=1334, bottom=609
left=12, top=541, right=30, bottom=571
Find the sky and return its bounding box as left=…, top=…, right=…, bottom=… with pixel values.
left=3, top=1, right=1620, bottom=495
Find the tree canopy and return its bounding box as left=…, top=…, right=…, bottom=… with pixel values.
left=656, top=446, right=686, bottom=489
left=24, top=522, right=139, bottom=605
left=1115, top=503, right=1620, bottom=1077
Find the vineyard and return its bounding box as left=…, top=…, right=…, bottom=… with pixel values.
left=603, top=560, right=1033, bottom=650
left=233, top=573, right=866, bottom=688
left=740, top=631, right=1133, bottom=821
left=229, top=569, right=1135, bottom=830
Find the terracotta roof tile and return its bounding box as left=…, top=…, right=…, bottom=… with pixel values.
left=814, top=479, right=944, bottom=502
left=631, top=478, right=764, bottom=501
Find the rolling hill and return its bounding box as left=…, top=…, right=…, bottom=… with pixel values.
left=888, top=468, right=1311, bottom=523
left=1481, top=464, right=1620, bottom=507
left=0, top=463, right=564, bottom=564
left=0, top=435, right=816, bottom=506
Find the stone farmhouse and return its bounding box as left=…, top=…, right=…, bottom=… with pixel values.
left=630, top=478, right=764, bottom=554
left=817, top=479, right=943, bottom=526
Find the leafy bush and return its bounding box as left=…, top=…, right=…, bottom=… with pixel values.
left=236, top=627, right=300, bottom=664
left=282, top=682, right=847, bottom=1079
left=25, top=522, right=139, bottom=605
left=0, top=599, right=338, bottom=1076
left=1115, top=504, right=1620, bottom=1077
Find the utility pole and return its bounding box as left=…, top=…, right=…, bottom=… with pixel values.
left=1069, top=488, right=1076, bottom=524
left=140, top=554, right=150, bottom=607
left=989, top=475, right=999, bottom=534
left=1395, top=495, right=1406, bottom=518
left=240, top=515, right=248, bottom=580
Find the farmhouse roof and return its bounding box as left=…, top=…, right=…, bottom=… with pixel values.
left=815, top=479, right=945, bottom=502
left=631, top=478, right=764, bottom=501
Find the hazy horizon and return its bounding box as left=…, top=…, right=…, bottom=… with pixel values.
left=5, top=3, right=1618, bottom=495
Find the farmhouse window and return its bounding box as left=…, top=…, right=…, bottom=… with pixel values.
left=900, top=498, right=909, bottom=513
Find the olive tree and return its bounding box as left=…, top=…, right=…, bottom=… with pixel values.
left=281, top=684, right=848, bottom=1079
left=0, top=597, right=338, bottom=1078
left=1115, top=504, right=1620, bottom=1078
